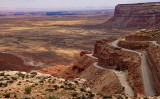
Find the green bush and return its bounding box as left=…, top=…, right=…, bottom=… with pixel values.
left=0, top=72, right=4, bottom=76
left=103, top=95, right=112, bottom=98
left=17, top=72, right=25, bottom=78
left=71, top=92, right=79, bottom=97
left=25, top=86, right=32, bottom=94
left=3, top=83, right=8, bottom=87
left=80, top=88, right=85, bottom=92
left=11, top=77, right=17, bottom=81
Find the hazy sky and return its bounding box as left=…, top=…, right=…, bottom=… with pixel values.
left=0, top=0, right=159, bottom=9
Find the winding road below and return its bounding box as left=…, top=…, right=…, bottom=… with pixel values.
left=111, top=39, right=156, bottom=96
left=1, top=51, right=50, bottom=67
left=86, top=54, right=135, bottom=96
left=87, top=38, right=160, bottom=96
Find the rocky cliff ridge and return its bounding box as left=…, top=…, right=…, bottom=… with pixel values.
left=103, top=2, right=160, bottom=28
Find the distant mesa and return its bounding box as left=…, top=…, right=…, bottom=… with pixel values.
left=103, top=2, right=160, bottom=29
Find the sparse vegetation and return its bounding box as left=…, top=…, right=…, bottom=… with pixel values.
left=25, top=86, right=32, bottom=94
left=0, top=72, right=4, bottom=76
left=71, top=92, right=79, bottom=97
left=47, top=95, right=59, bottom=99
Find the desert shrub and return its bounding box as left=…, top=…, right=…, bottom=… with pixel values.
left=4, top=76, right=10, bottom=80
left=47, top=95, right=59, bottom=99
left=39, top=80, right=44, bottom=83
left=30, top=74, right=36, bottom=78
left=3, top=93, right=10, bottom=98
left=0, top=83, right=3, bottom=87
left=60, top=85, right=64, bottom=88
left=64, top=87, right=69, bottom=90
left=17, top=72, right=25, bottom=78
left=3, top=83, right=8, bottom=87
left=117, top=95, right=123, bottom=99
left=97, top=93, right=103, bottom=96
left=88, top=92, right=95, bottom=98
left=7, top=80, right=14, bottom=83
left=53, top=85, right=59, bottom=90
left=71, top=92, right=79, bottom=97
left=69, top=87, right=75, bottom=90
left=0, top=83, right=7, bottom=87
left=45, top=89, right=54, bottom=92
left=0, top=72, right=4, bottom=76
left=80, top=88, right=85, bottom=92
left=25, top=86, right=32, bottom=94
left=103, top=95, right=112, bottom=98
left=11, top=77, right=17, bottom=81
left=68, top=83, right=72, bottom=87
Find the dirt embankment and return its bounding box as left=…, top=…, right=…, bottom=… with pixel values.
left=93, top=39, right=144, bottom=96
left=0, top=52, right=40, bottom=72
left=146, top=44, right=160, bottom=95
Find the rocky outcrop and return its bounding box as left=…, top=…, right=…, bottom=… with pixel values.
left=125, top=34, right=153, bottom=41
left=40, top=51, right=123, bottom=95
left=93, top=39, right=144, bottom=96
left=118, top=40, right=149, bottom=50
left=146, top=44, right=160, bottom=95
left=103, top=2, right=160, bottom=29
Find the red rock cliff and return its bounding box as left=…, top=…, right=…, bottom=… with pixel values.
left=93, top=39, right=144, bottom=96
left=147, top=44, right=160, bottom=95
left=103, top=2, right=160, bottom=29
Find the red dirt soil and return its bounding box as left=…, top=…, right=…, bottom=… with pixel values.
left=0, top=52, right=40, bottom=72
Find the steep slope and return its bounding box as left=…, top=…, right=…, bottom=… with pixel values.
left=40, top=51, right=123, bottom=95
left=0, top=52, right=40, bottom=72
left=103, top=2, right=160, bottom=29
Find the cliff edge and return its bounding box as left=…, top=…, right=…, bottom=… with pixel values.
left=103, top=2, right=160, bottom=29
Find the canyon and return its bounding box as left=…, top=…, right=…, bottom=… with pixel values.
left=0, top=2, right=160, bottom=99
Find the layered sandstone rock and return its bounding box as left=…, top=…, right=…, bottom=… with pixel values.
left=125, top=34, right=153, bottom=41
left=118, top=40, right=149, bottom=50
left=147, top=44, right=160, bottom=95
left=93, top=39, right=144, bottom=96
left=103, top=2, right=160, bottom=29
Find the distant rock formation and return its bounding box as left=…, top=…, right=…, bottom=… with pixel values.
left=103, top=2, right=160, bottom=29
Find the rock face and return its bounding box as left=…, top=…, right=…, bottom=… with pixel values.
left=93, top=39, right=144, bottom=96
left=147, top=44, right=160, bottom=95
left=103, top=2, right=160, bottom=29
left=42, top=52, right=123, bottom=95
left=125, top=34, right=153, bottom=41
left=118, top=40, right=149, bottom=50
